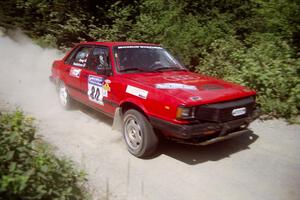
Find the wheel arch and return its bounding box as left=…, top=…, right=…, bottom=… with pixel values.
left=56, top=78, right=70, bottom=93
left=120, top=101, right=148, bottom=119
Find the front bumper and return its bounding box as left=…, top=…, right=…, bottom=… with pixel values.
left=149, top=108, right=260, bottom=145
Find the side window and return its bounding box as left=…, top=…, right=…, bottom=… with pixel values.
left=72, top=47, right=92, bottom=68
left=88, top=47, right=110, bottom=72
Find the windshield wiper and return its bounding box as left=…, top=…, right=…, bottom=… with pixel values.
left=119, top=67, right=147, bottom=72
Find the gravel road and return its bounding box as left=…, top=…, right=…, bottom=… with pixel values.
left=1, top=33, right=300, bottom=200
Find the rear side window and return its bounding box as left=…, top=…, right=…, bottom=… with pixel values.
left=73, top=47, right=92, bottom=67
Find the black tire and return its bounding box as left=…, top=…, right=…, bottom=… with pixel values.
left=57, top=81, right=74, bottom=110
left=122, top=109, right=158, bottom=158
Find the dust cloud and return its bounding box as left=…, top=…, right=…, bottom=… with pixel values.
left=0, top=30, right=64, bottom=116
left=0, top=31, right=124, bottom=199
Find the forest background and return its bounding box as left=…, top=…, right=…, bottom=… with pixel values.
left=0, top=0, right=299, bottom=120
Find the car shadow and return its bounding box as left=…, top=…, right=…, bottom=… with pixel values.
left=72, top=102, right=259, bottom=165
left=152, top=130, right=259, bottom=165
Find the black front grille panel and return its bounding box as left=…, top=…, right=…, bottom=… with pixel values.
left=195, top=96, right=255, bottom=122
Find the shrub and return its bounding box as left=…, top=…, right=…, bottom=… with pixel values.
left=196, top=35, right=300, bottom=119
left=0, top=111, right=88, bottom=199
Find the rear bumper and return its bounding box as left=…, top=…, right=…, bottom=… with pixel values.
left=149, top=108, right=260, bottom=145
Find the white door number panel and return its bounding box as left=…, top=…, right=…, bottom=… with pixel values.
left=88, top=75, right=106, bottom=105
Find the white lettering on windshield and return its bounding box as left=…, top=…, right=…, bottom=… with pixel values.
left=118, top=46, right=163, bottom=49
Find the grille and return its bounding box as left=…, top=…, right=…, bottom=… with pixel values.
left=195, top=96, right=255, bottom=122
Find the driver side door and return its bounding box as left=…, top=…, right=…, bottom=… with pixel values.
left=80, top=46, right=115, bottom=116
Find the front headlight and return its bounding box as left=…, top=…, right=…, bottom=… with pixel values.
left=176, top=106, right=196, bottom=120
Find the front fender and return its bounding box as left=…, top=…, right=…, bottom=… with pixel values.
left=119, top=98, right=149, bottom=116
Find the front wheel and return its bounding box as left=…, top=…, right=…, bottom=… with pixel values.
left=122, top=109, right=158, bottom=158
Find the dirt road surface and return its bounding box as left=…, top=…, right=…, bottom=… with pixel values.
left=1, top=33, right=300, bottom=200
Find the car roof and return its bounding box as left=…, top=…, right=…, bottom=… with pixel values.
left=78, top=41, right=160, bottom=47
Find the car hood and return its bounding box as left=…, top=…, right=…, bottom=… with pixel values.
left=124, top=71, right=256, bottom=105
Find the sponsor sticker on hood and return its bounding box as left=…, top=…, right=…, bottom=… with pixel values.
left=155, top=83, right=197, bottom=90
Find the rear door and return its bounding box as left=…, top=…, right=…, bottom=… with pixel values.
left=63, top=45, right=93, bottom=101
left=80, top=46, right=116, bottom=116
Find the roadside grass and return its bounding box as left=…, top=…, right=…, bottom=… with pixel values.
left=0, top=110, right=90, bottom=199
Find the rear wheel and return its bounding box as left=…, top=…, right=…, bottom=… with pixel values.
left=122, top=109, right=158, bottom=158
left=58, top=81, right=74, bottom=109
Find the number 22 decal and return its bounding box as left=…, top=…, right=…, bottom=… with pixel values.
left=88, top=75, right=104, bottom=105
left=89, top=86, right=101, bottom=101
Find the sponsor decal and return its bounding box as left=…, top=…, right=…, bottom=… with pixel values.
left=103, top=79, right=111, bottom=97
left=73, top=62, right=85, bottom=67
left=69, top=67, right=81, bottom=78
left=126, top=85, right=148, bottom=99
left=88, top=75, right=105, bottom=105
left=155, top=83, right=197, bottom=90
left=232, top=107, right=247, bottom=117
left=73, top=58, right=88, bottom=67
left=79, top=58, right=87, bottom=63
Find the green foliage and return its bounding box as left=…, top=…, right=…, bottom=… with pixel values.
left=196, top=35, right=300, bottom=118
left=0, top=0, right=299, bottom=119
left=0, top=111, right=88, bottom=199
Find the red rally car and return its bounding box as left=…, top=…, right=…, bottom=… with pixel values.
left=50, top=42, right=260, bottom=158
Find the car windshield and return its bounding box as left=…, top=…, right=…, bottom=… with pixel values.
left=114, top=46, right=186, bottom=73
